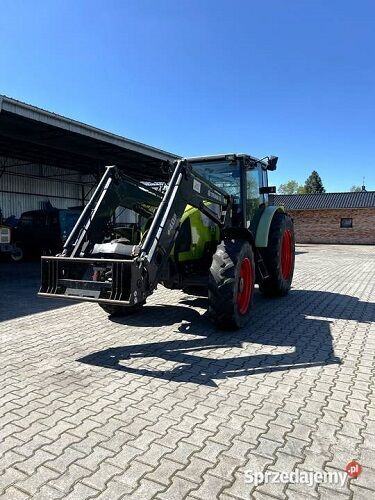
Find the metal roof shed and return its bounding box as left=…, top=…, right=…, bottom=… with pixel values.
left=0, top=95, right=179, bottom=181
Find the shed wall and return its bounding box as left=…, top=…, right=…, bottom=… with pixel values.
left=0, top=158, right=94, bottom=218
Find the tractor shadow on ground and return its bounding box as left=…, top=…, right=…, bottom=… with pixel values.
left=78, top=289, right=374, bottom=387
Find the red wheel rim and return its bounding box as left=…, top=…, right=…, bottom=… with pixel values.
left=281, top=229, right=293, bottom=279
left=237, top=257, right=252, bottom=315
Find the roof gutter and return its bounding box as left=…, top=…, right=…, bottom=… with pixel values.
left=284, top=206, right=374, bottom=211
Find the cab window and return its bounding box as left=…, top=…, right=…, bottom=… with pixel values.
left=246, top=168, right=260, bottom=224
left=192, top=161, right=241, bottom=203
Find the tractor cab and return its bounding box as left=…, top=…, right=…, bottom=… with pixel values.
left=188, top=154, right=277, bottom=229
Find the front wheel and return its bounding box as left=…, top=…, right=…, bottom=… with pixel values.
left=208, top=240, right=255, bottom=329
left=99, top=302, right=145, bottom=316
left=182, top=286, right=208, bottom=297
left=259, top=212, right=295, bottom=297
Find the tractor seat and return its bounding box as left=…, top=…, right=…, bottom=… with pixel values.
left=91, top=241, right=140, bottom=259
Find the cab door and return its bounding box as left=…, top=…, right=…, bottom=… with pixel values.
left=260, top=167, right=269, bottom=205
left=245, top=166, right=261, bottom=227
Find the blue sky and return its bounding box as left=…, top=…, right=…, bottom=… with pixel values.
left=0, top=0, right=374, bottom=192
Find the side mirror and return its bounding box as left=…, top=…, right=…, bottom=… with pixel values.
left=267, top=156, right=278, bottom=171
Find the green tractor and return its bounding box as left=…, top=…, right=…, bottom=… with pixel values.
left=39, top=154, right=295, bottom=329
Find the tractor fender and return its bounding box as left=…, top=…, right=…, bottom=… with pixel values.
left=255, top=205, right=285, bottom=248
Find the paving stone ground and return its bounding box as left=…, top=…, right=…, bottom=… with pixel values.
left=0, top=244, right=374, bottom=500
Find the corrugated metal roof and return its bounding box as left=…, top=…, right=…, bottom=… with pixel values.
left=0, top=95, right=180, bottom=181
left=270, top=191, right=375, bottom=210
left=0, top=95, right=179, bottom=162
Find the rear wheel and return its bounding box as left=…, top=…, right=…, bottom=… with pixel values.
left=99, top=303, right=144, bottom=316
left=259, top=212, right=295, bottom=297
left=208, top=240, right=255, bottom=329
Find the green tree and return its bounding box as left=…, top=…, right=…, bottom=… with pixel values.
left=304, top=171, right=326, bottom=193
left=278, top=180, right=300, bottom=194
left=350, top=185, right=362, bottom=192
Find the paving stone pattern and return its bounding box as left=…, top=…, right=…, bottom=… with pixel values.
left=0, top=244, right=374, bottom=499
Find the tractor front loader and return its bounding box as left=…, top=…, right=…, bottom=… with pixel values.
left=39, top=154, right=295, bottom=329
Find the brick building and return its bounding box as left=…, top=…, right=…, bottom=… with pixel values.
left=271, top=191, right=375, bottom=244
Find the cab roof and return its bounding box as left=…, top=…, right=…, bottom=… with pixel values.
left=185, top=153, right=269, bottom=168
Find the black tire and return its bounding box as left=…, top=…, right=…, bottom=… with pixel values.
left=99, top=302, right=144, bottom=316
left=10, top=245, right=24, bottom=262
left=182, top=286, right=208, bottom=297
left=208, top=240, right=255, bottom=329
left=259, top=212, right=295, bottom=297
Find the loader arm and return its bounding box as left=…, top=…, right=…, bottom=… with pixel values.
left=62, top=167, right=163, bottom=258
